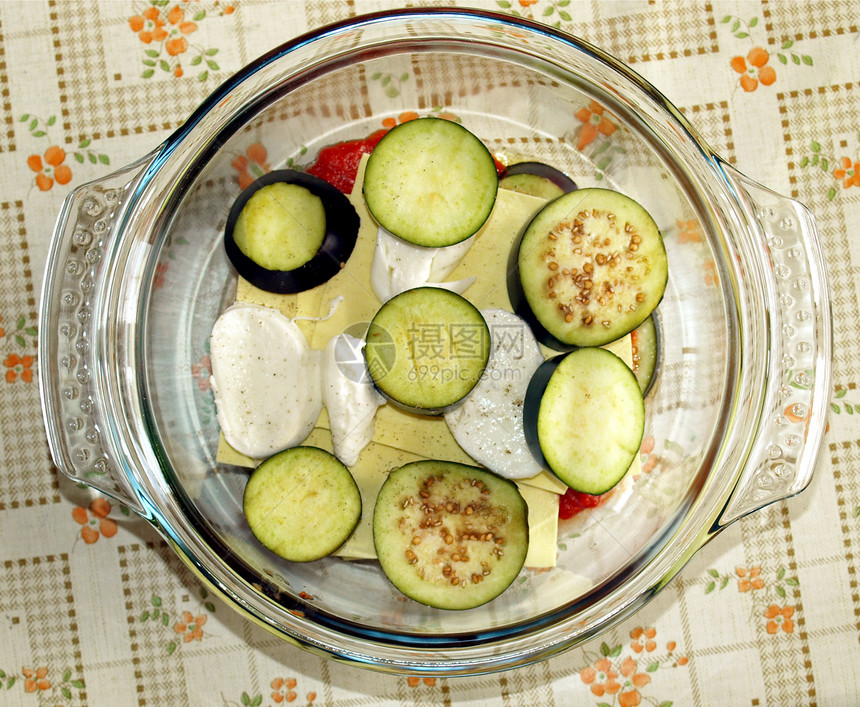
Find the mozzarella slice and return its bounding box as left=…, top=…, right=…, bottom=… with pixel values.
left=209, top=303, right=322, bottom=459
left=369, top=226, right=476, bottom=302
left=445, top=309, right=545, bottom=479
left=321, top=333, right=386, bottom=466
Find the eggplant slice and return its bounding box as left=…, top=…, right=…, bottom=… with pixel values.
left=224, top=169, right=360, bottom=294
left=499, top=161, right=578, bottom=200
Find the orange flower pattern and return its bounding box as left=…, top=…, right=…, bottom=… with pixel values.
left=640, top=446, right=658, bottom=474
left=174, top=611, right=207, bottom=642
left=765, top=604, right=795, bottom=634
left=406, top=676, right=437, bottom=687
left=635, top=435, right=688, bottom=477
left=271, top=676, right=318, bottom=703
left=13, top=666, right=86, bottom=701
left=833, top=157, right=860, bottom=189
left=574, top=100, right=617, bottom=151
left=580, top=657, right=621, bottom=698
left=4, top=353, right=34, bottom=383
left=130, top=3, right=231, bottom=80
left=800, top=140, right=860, bottom=201
left=731, top=47, right=776, bottom=92
left=27, top=145, right=72, bottom=191
left=72, top=497, right=119, bottom=544
left=707, top=564, right=798, bottom=597
left=706, top=565, right=800, bottom=639
left=139, top=587, right=217, bottom=654
left=130, top=4, right=197, bottom=55
left=618, top=655, right=651, bottom=707
left=703, top=259, right=719, bottom=287
left=381, top=109, right=460, bottom=130
left=129, top=7, right=166, bottom=43
left=629, top=626, right=657, bottom=653
left=20, top=113, right=109, bottom=190
left=166, top=5, right=198, bottom=57
left=579, top=629, right=687, bottom=706
left=737, top=566, right=766, bottom=592
left=233, top=142, right=271, bottom=189
left=22, top=666, right=50, bottom=693
left=722, top=15, right=813, bottom=94
left=381, top=110, right=420, bottom=129
left=676, top=218, right=702, bottom=243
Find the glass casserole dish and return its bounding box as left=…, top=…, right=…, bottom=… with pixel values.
left=38, top=8, right=831, bottom=675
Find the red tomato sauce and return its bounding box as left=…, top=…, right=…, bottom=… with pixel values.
left=306, top=129, right=389, bottom=194
left=558, top=486, right=604, bottom=520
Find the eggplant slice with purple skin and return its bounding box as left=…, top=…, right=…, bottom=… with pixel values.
left=632, top=313, right=661, bottom=397
left=362, top=117, right=498, bottom=248
left=224, top=169, right=359, bottom=294
left=372, top=459, right=529, bottom=610
left=507, top=187, right=667, bottom=350
left=364, top=287, right=491, bottom=416
left=499, top=161, right=578, bottom=200
left=523, top=347, right=644, bottom=495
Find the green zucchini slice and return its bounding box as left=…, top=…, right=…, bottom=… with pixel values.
left=364, top=287, right=490, bottom=415
left=373, top=460, right=529, bottom=610
left=509, top=187, right=668, bottom=349
left=524, top=347, right=645, bottom=495
left=243, top=446, right=361, bottom=562
left=362, top=117, right=498, bottom=247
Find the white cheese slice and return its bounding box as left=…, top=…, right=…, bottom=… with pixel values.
left=209, top=302, right=322, bottom=459
left=445, top=308, right=545, bottom=480
left=369, top=225, right=476, bottom=302
left=321, top=332, right=386, bottom=466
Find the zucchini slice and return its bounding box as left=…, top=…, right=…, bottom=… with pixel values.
left=224, top=169, right=359, bottom=294
left=508, top=188, right=667, bottom=349
left=364, top=287, right=490, bottom=415
left=524, top=348, right=644, bottom=495
left=373, top=460, right=529, bottom=610
left=362, top=117, right=498, bottom=247
left=243, top=446, right=361, bottom=562
left=499, top=161, right=578, bottom=200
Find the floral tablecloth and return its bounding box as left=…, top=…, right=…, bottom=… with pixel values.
left=1, top=1, right=858, bottom=705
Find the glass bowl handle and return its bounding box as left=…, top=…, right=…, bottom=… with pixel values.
left=38, top=154, right=158, bottom=515
left=717, top=165, right=832, bottom=527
